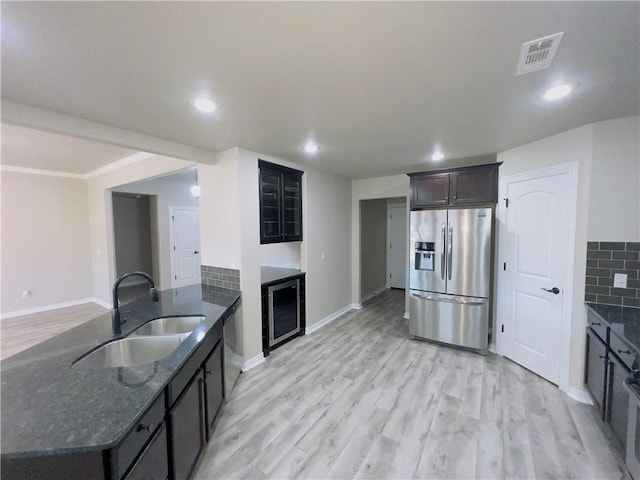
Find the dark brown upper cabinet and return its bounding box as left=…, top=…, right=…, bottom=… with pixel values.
left=259, top=160, right=303, bottom=244
left=408, top=163, right=500, bottom=209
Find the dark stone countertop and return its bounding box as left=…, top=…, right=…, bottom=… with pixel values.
left=586, top=303, right=640, bottom=353
left=260, top=266, right=305, bottom=286
left=1, top=284, right=240, bottom=459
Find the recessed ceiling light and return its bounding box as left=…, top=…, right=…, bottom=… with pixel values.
left=190, top=97, right=217, bottom=113
left=432, top=151, right=444, bottom=161
left=543, top=84, right=572, bottom=101
left=304, top=143, right=319, bottom=154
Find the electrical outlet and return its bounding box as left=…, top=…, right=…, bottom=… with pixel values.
left=614, top=273, right=628, bottom=288
left=321, top=252, right=325, bottom=261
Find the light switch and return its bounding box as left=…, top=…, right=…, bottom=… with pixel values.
left=614, top=273, right=628, bottom=288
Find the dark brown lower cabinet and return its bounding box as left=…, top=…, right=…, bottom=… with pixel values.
left=169, top=370, right=206, bottom=480
left=607, top=352, right=631, bottom=449
left=124, top=425, right=168, bottom=480
left=585, top=323, right=635, bottom=454
left=585, top=328, right=607, bottom=417
left=204, top=340, right=224, bottom=441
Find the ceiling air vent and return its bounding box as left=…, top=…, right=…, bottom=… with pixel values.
left=516, top=32, right=564, bottom=76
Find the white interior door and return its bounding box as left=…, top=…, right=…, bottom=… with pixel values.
left=498, top=164, right=576, bottom=385
left=170, top=207, right=201, bottom=288
left=388, top=204, right=407, bottom=289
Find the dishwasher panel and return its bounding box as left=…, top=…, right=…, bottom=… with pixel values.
left=223, top=306, right=242, bottom=399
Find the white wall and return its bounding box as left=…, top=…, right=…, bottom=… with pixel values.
left=1, top=172, right=93, bottom=314
left=113, top=177, right=199, bottom=289
left=351, top=174, right=409, bottom=306
left=303, top=167, right=352, bottom=325
left=87, top=155, right=195, bottom=304
left=198, top=148, right=261, bottom=359
left=237, top=148, right=262, bottom=360
left=260, top=243, right=301, bottom=268
left=198, top=149, right=242, bottom=270
left=588, top=116, right=640, bottom=241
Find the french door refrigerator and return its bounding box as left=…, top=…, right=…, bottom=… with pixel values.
left=409, top=208, right=493, bottom=353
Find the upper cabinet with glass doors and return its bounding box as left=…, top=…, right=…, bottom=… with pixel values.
left=259, top=160, right=303, bottom=244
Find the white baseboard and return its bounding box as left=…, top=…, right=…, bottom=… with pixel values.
left=91, top=297, right=112, bottom=309
left=360, top=286, right=387, bottom=304
left=1, top=297, right=109, bottom=320
left=563, top=385, right=593, bottom=405
left=242, top=353, right=265, bottom=372
left=403, top=311, right=409, bottom=319
left=306, top=303, right=355, bottom=335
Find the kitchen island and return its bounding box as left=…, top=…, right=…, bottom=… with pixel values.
left=1, top=284, right=240, bottom=480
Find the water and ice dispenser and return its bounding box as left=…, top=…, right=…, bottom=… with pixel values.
left=414, top=241, right=435, bottom=271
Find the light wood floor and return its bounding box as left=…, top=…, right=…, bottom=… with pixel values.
left=195, top=288, right=628, bottom=480
left=0, top=285, right=151, bottom=360
left=0, top=302, right=107, bottom=360
left=1, top=290, right=628, bottom=479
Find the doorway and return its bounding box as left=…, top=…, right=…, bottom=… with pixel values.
left=111, top=193, right=156, bottom=302
left=387, top=203, right=407, bottom=289
left=110, top=168, right=200, bottom=293
left=359, top=197, right=407, bottom=303
left=497, top=162, right=578, bottom=385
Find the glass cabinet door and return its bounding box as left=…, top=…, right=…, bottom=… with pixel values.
left=282, top=175, right=302, bottom=240
left=259, top=160, right=303, bottom=244
left=260, top=169, right=282, bottom=241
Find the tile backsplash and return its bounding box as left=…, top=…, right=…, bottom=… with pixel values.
left=585, top=241, right=640, bottom=307
left=201, top=265, right=240, bottom=291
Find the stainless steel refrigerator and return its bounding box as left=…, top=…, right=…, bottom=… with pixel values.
left=409, top=208, right=493, bottom=353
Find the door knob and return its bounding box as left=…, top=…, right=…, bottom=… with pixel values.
left=541, top=287, right=560, bottom=294
left=194, top=251, right=199, bottom=254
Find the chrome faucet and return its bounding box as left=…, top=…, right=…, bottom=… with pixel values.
left=112, top=272, right=159, bottom=335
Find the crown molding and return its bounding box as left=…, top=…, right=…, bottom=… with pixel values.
left=0, top=164, right=85, bottom=179
left=1, top=151, right=156, bottom=180
left=84, top=151, right=155, bottom=178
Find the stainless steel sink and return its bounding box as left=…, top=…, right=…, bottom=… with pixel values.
left=133, top=316, right=206, bottom=336
left=73, top=335, right=186, bottom=368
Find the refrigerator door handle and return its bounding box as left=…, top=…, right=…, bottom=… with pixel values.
left=440, top=222, right=446, bottom=280
left=447, top=222, right=453, bottom=281
left=411, top=292, right=485, bottom=306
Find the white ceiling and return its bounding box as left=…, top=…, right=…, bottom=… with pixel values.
left=0, top=123, right=137, bottom=174
left=1, top=2, right=638, bottom=179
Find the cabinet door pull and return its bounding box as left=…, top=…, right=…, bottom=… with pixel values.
left=599, top=355, right=607, bottom=359
left=136, top=423, right=151, bottom=432
left=618, top=349, right=632, bottom=355
left=591, top=322, right=601, bottom=326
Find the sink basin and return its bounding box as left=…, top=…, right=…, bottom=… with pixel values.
left=133, top=316, right=206, bottom=336
left=73, top=335, right=186, bottom=369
